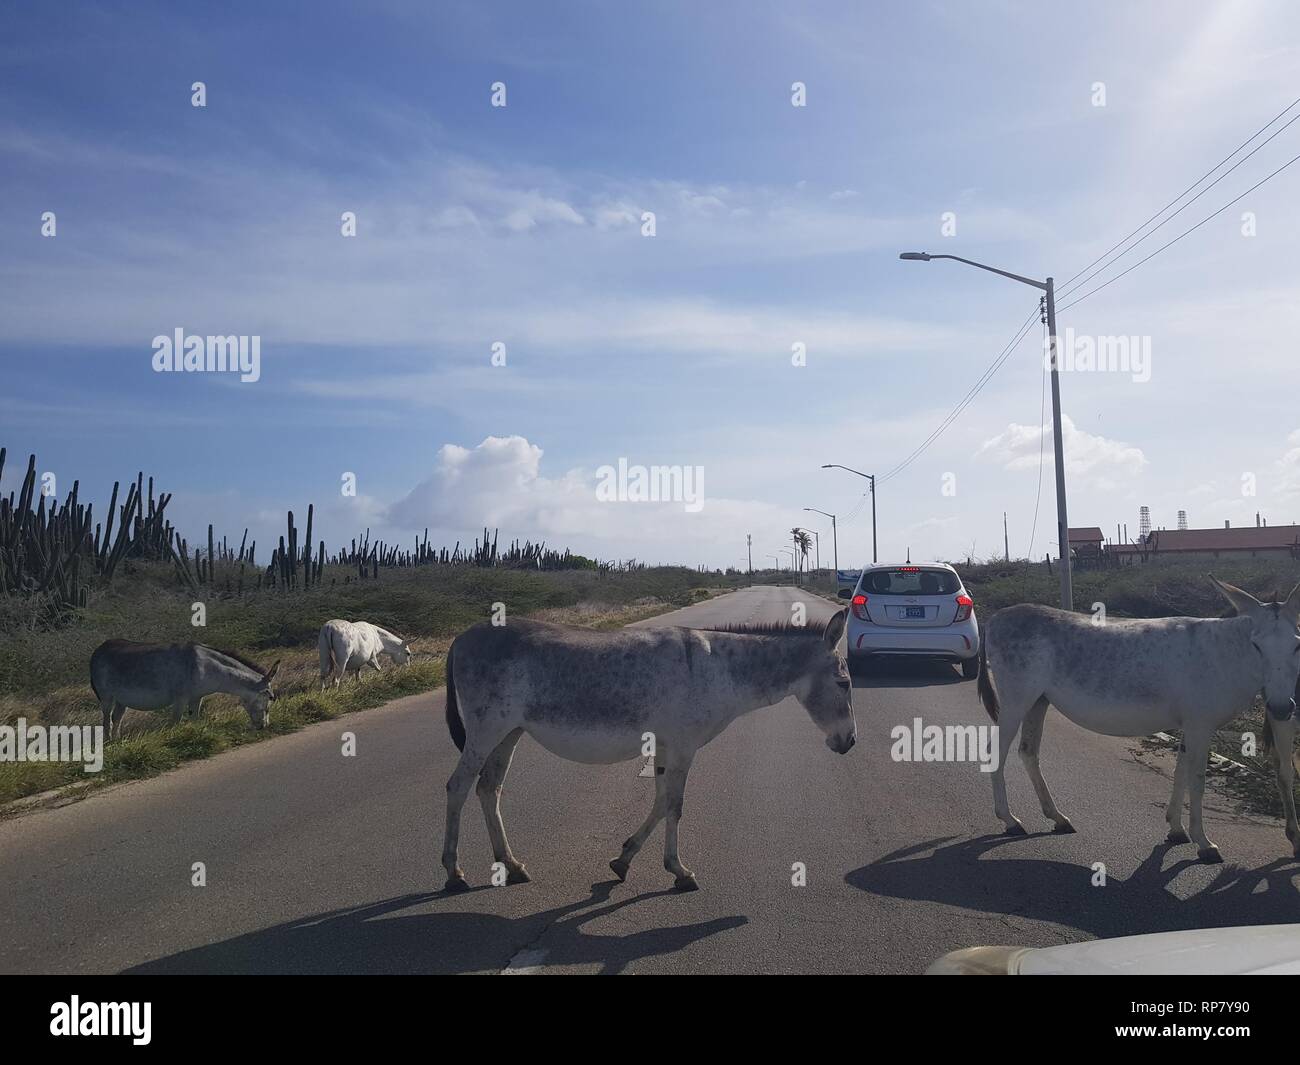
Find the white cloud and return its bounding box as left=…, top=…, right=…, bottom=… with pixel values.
left=385, top=435, right=807, bottom=566
left=978, top=415, right=1147, bottom=489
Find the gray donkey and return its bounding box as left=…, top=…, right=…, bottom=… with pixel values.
left=439, top=611, right=855, bottom=893
left=978, top=576, right=1300, bottom=862
left=90, top=640, right=280, bottom=739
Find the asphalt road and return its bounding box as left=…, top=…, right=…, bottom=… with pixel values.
left=2, top=585, right=1299, bottom=975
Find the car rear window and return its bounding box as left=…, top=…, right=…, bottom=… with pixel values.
left=860, top=568, right=960, bottom=596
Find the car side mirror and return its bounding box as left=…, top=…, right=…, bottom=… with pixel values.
left=837, top=587, right=852, bottom=599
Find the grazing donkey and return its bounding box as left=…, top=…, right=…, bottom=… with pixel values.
left=90, top=641, right=280, bottom=740
left=439, top=610, right=855, bottom=893
left=318, top=620, right=413, bottom=689
left=978, top=577, right=1300, bottom=862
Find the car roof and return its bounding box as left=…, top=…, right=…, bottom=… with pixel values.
left=861, top=562, right=958, bottom=573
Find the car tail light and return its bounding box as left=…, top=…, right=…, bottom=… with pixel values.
left=954, top=594, right=973, bottom=622
left=851, top=593, right=871, bottom=622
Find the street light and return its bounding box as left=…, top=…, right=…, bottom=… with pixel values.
left=803, top=507, right=838, bottom=578
left=821, top=464, right=877, bottom=563
left=899, top=250, right=1072, bottom=610
left=780, top=546, right=798, bottom=584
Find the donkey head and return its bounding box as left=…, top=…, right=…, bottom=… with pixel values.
left=390, top=641, right=414, bottom=666
left=1212, top=576, right=1300, bottom=721
left=793, top=609, right=857, bottom=754
left=241, top=660, right=280, bottom=729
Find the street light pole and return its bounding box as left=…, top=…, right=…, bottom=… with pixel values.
left=804, top=507, right=838, bottom=578
left=820, top=465, right=877, bottom=563
left=899, top=251, right=1073, bottom=610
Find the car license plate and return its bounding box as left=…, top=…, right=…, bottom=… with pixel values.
left=904, top=606, right=925, bottom=619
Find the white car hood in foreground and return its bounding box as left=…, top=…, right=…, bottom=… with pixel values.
left=929, top=925, right=1300, bottom=975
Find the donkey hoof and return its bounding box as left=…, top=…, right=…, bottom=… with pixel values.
left=443, top=875, right=471, bottom=894
left=1003, top=821, right=1028, bottom=837
left=1198, top=846, right=1223, bottom=864
left=674, top=874, right=700, bottom=893
left=1166, top=828, right=1191, bottom=844
left=608, top=858, right=630, bottom=882
left=506, top=865, right=532, bottom=885
left=1052, top=819, right=1077, bottom=835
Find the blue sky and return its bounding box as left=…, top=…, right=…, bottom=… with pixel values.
left=4, top=0, right=1300, bottom=569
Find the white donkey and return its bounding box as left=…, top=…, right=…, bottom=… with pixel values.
left=439, top=612, right=856, bottom=893
left=978, top=577, right=1300, bottom=862
left=318, top=619, right=412, bottom=689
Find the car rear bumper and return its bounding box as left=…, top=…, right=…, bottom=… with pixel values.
left=847, top=618, right=980, bottom=661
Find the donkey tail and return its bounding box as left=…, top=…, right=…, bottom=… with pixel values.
left=976, top=636, right=999, bottom=723
left=319, top=626, right=337, bottom=680
left=445, top=642, right=466, bottom=752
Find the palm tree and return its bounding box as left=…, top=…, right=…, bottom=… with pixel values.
left=791, top=528, right=812, bottom=585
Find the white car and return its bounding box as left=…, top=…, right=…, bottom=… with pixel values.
left=928, top=924, right=1300, bottom=974
left=839, top=562, right=980, bottom=678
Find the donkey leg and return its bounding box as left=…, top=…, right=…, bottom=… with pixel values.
left=610, top=764, right=668, bottom=882
left=110, top=702, right=126, bottom=740
left=170, top=698, right=186, bottom=726
left=1019, top=697, right=1074, bottom=832
left=1183, top=730, right=1221, bottom=862
left=1269, top=716, right=1300, bottom=857
left=476, top=729, right=530, bottom=884
left=187, top=696, right=203, bottom=722
left=1165, top=741, right=1191, bottom=844
left=991, top=700, right=1029, bottom=835
left=662, top=757, right=698, bottom=891
left=442, top=745, right=491, bottom=892
left=99, top=697, right=116, bottom=741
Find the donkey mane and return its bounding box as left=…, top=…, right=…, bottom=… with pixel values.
left=701, top=621, right=824, bottom=638
left=207, top=646, right=268, bottom=676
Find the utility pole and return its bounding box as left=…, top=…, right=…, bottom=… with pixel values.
left=746, top=534, right=752, bottom=585
left=1043, top=278, right=1073, bottom=609
left=899, top=251, right=1073, bottom=610
left=820, top=466, right=877, bottom=563
left=1003, top=512, right=1009, bottom=563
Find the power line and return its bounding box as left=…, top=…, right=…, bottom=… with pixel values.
left=1060, top=147, right=1300, bottom=312
left=1058, top=92, right=1300, bottom=295
left=877, top=307, right=1040, bottom=486
left=1057, top=107, right=1300, bottom=301
left=869, top=91, right=1300, bottom=499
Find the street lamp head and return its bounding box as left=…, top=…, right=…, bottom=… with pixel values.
left=899, top=251, right=932, bottom=261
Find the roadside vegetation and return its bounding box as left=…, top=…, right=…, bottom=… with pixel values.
left=0, top=562, right=733, bottom=807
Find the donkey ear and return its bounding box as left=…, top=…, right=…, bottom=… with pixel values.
left=1209, top=575, right=1262, bottom=615
left=1283, top=581, right=1300, bottom=621
left=822, top=608, right=848, bottom=648
left=264, top=659, right=281, bottom=682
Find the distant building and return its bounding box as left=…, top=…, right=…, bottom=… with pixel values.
left=1111, top=524, right=1300, bottom=564
left=1067, top=527, right=1105, bottom=565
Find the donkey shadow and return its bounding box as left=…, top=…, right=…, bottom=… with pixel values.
left=123, top=880, right=747, bottom=975
left=846, top=834, right=1300, bottom=940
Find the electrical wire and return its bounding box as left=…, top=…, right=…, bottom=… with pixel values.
left=1057, top=93, right=1300, bottom=296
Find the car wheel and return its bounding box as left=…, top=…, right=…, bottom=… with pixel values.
left=961, top=657, right=979, bottom=680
